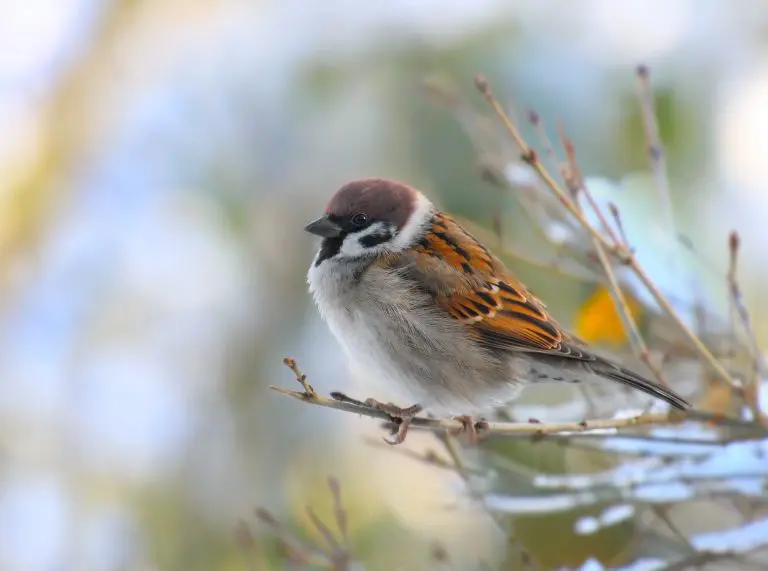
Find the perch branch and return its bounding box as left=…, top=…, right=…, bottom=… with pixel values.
left=273, top=359, right=713, bottom=441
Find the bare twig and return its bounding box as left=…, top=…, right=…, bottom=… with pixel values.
left=473, top=74, right=738, bottom=392
left=327, top=477, right=349, bottom=551
left=255, top=508, right=318, bottom=566
left=636, top=266, right=738, bottom=390
left=557, top=121, right=622, bottom=246
left=727, top=231, right=766, bottom=424
left=306, top=506, right=342, bottom=555
left=593, top=232, right=671, bottom=389
left=255, top=478, right=353, bottom=571
left=527, top=109, right=556, bottom=163
left=635, top=64, right=676, bottom=237
left=608, top=202, right=631, bottom=250
left=555, top=124, right=670, bottom=389
left=272, top=360, right=743, bottom=445
left=474, top=74, right=624, bottom=258
left=283, top=357, right=317, bottom=398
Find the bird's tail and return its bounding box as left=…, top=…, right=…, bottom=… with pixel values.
left=595, top=360, right=690, bottom=410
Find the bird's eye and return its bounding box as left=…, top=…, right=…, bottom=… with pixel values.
left=351, top=213, right=368, bottom=227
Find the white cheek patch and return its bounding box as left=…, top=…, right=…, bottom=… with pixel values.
left=390, top=192, right=434, bottom=250
left=338, top=221, right=394, bottom=258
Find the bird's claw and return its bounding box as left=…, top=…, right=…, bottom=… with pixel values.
left=363, top=398, right=423, bottom=445
left=450, top=415, right=489, bottom=444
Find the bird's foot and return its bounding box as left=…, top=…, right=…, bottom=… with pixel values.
left=450, top=415, right=489, bottom=444
left=363, top=398, right=423, bottom=445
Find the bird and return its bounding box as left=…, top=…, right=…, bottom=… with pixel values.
left=305, top=178, right=690, bottom=444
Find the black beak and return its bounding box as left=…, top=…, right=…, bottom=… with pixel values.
left=304, top=215, right=343, bottom=238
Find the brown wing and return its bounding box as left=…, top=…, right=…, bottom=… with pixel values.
left=405, top=212, right=574, bottom=355
left=384, top=212, right=690, bottom=410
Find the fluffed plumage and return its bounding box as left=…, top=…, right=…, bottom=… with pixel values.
left=306, top=178, right=690, bottom=421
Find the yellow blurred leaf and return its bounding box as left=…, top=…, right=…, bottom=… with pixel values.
left=575, top=285, right=643, bottom=346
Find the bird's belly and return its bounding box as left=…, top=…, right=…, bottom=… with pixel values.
left=321, top=302, right=520, bottom=415
left=322, top=304, right=430, bottom=402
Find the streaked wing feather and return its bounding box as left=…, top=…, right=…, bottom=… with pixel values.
left=409, top=213, right=568, bottom=354
left=393, top=212, right=690, bottom=410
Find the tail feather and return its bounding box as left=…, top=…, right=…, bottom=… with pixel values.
left=594, top=361, right=690, bottom=410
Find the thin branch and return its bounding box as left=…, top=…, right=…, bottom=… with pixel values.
left=255, top=478, right=353, bottom=571
left=473, top=75, right=624, bottom=259
left=327, top=477, right=349, bottom=551
left=273, top=359, right=717, bottom=442
left=527, top=109, right=558, bottom=165
left=473, top=74, right=738, bottom=392
left=557, top=120, right=622, bottom=246
left=595, top=233, right=671, bottom=389
left=556, top=124, right=669, bottom=388
left=305, top=506, right=342, bottom=555
left=635, top=64, right=676, bottom=237
left=727, top=231, right=767, bottom=424
left=255, top=508, right=321, bottom=567
left=608, top=202, right=632, bottom=250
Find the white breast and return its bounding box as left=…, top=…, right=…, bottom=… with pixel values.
left=307, top=255, right=520, bottom=414
left=307, top=257, right=424, bottom=403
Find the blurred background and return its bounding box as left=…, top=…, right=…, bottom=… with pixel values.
left=3, top=1, right=768, bottom=569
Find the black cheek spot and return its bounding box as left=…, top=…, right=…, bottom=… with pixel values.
left=359, top=231, right=392, bottom=248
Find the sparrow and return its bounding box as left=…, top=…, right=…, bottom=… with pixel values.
left=305, top=178, right=690, bottom=443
